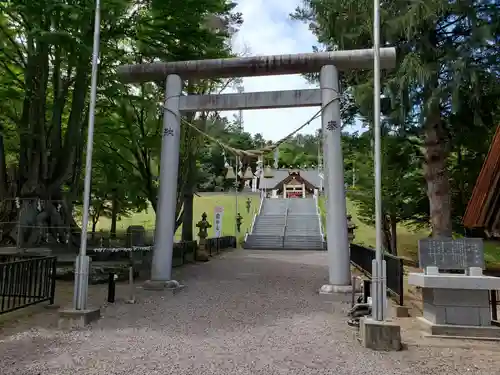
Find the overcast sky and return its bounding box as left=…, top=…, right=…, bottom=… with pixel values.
left=221, top=0, right=362, bottom=141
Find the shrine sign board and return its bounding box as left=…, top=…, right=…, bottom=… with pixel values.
left=214, top=206, right=224, bottom=238
left=418, top=238, right=484, bottom=270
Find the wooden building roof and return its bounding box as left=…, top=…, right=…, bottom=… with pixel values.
left=272, top=171, right=317, bottom=192
left=259, top=169, right=322, bottom=190
left=463, top=125, right=500, bottom=234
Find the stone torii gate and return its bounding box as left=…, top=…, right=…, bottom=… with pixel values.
left=117, top=48, right=396, bottom=291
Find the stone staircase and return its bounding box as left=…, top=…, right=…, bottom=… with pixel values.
left=244, top=197, right=325, bottom=250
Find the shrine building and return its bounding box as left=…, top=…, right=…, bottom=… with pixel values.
left=258, top=169, right=323, bottom=198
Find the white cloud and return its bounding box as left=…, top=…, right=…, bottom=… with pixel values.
left=224, top=0, right=322, bottom=141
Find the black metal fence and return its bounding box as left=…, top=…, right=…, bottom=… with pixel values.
left=172, top=240, right=198, bottom=266
left=0, top=256, right=57, bottom=315
left=206, top=236, right=237, bottom=256
left=350, top=244, right=404, bottom=306
left=171, top=236, right=237, bottom=266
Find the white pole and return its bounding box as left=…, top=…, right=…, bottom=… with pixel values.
left=352, top=161, right=356, bottom=187
left=373, top=0, right=385, bottom=320
left=74, top=0, right=101, bottom=310
left=237, top=85, right=244, bottom=130
left=235, top=156, right=239, bottom=238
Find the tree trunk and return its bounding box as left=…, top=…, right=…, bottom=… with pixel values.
left=423, top=111, right=452, bottom=238
left=92, top=220, right=97, bottom=240
left=0, top=133, right=7, bottom=199
left=110, top=197, right=118, bottom=239
left=389, top=215, right=398, bottom=256
left=382, top=215, right=391, bottom=253
left=181, top=191, right=194, bottom=241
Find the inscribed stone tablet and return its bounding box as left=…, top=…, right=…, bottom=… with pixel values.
left=418, top=238, right=484, bottom=270
left=126, top=225, right=146, bottom=247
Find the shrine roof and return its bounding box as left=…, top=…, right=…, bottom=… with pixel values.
left=463, top=125, right=500, bottom=231
left=260, top=169, right=322, bottom=190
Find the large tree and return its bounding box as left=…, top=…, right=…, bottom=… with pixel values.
left=0, top=0, right=241, bottom=247
left=0, top=0, right=133, bottom=246
left=292, top=0, right=500, bottom=237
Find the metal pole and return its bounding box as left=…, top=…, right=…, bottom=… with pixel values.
left=237, top=86, right=244, bottom=130
left=73, top=0, right=101, bottom=310
left=235, top=156, right=239, bottom=237
left=320, top=65, right=351, bottom=287
left=352, top=161, right=356, bottom=187
left=373, top=0, right=385, bottom=320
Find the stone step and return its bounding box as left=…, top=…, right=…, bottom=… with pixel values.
left=285, top=227, right=321, bottom=231
left=253, top=230, right=284, bottom=234
left=283, top=240, right=324, bottom=245
left=244, top=235, right=284, bottom=249
left=285, top=232, right=321, bottom=236
left=245, top=231, right=326, bottom=250
left=285, top=224, right=320, bottom=227
left=255, top=220, right=285, bottom=224
left=254, top=223, right=284, bottom=228
left=286, top=224, right=320, bottom=228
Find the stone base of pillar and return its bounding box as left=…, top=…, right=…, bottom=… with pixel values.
left=359, top=317, right=402, bottom=351
left=197, top=240, right=210, bottom=261
left=196, top=250, right=210, bottom=261
left=58, top=307, right=101, bottom=329
left=143, top=279, right=185, bottom=293
left=319, top=284, right=354, bottom=294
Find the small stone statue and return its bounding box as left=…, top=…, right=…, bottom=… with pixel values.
left=195, top=212, right=211, bottom=261
left=347, top=214, right=357, bottom=242
left=245, top=198, right=252, bottom=214
left=236, top=213, right=243, bottom=233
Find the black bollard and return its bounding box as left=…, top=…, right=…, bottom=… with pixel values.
left=491, top=290, right=498, bottom=321
left=362, top=279, right=371, bottom=303
left=107, top=272, right=116, bottom=303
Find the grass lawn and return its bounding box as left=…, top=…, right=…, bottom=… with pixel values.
left=94, top=193, right=258, bottom=241
left=318, top=197, right=500, bottom=268
left=93, top=192, right=500, bottom=267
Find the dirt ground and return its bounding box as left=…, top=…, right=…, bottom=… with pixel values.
left=1, top=255, right=499, bottom=375
left=0, top=280, right=132, bottom=338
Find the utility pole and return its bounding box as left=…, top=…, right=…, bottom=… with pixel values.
left=73, top=0, right=101, bottom=311
left=372, top=0, right=387, bottom=321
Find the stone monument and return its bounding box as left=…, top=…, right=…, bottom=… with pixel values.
left=126, top=225, right=146, bottom=248
left=409, top=237, right=500, bottom=338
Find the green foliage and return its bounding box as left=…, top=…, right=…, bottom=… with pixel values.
left=292, top=0, right=500, bottom=238
left=0, top=0, right=243, bottom=241
left=0, top=0, right=499, bottom=251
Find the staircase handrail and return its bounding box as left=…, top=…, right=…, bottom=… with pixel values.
left=246, top=193, right=265, bottom=242
left=282, top=200, right=289, bottom=247
left=249, top=211, right=257, bottom=235
left=258, top=191, right=265, bottom=215
left=314, top=195, right=325, bottom=240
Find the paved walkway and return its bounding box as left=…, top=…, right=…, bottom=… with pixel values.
left=0, top=250, right=499, bottom=374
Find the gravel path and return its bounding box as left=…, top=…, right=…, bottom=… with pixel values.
left=0, top=249, right=499, bottom=375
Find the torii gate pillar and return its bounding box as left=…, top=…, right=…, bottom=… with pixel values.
left=319, top=65, right=351, bottom=291
left=148, top=74, right=182, bottom=284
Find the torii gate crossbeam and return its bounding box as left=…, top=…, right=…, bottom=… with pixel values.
left=117, top=47, right=396, bottom=293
